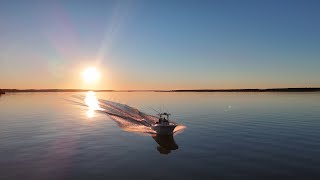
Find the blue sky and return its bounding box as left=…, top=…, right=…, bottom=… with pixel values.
left=0, top=0, right=319, bottom=89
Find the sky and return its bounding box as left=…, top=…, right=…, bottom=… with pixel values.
left=0, top=0, right=319, bottom=90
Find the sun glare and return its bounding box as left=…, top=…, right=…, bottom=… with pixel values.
left=85, top=91, right=100, bottom=118
left=82, top=67, right=100, bottom=83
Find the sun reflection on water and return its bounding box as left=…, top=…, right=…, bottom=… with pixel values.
left=85, top=91, right=100, bottom=118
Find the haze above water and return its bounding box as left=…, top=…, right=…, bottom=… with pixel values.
left=0, top=92, right=320, bottom=179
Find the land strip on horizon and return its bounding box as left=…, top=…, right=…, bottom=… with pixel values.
left=1, top=88, right=320, bottom=93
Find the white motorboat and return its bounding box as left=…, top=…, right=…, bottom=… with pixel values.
left=151, top=113, right=177, bottom=135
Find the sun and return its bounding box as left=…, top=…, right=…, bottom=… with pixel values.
left=82, top=67, right=100, bottom=83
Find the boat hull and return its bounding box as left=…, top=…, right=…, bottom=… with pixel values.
left=152, top=134, right=179, bottom=154
left=152, top=125, right=177, bottom=135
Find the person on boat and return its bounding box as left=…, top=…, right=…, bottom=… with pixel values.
left=162, top=116, right=169, bottom=125
left=158, top=117, right=163, bottom=124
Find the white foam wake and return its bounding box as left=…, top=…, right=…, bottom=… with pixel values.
left=69, top=92, right=186, bottom=135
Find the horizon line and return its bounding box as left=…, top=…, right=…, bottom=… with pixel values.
left=1, top=87, right=320, bottom=93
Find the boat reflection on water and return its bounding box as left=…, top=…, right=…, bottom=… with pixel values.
left=152, top=134, right=179, bottom=154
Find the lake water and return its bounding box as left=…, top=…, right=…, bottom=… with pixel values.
left=0, top=92, right=320, bottom=179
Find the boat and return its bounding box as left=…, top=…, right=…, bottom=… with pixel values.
left=152, top=134, right=179, bottom=154
left=151, top=113, right=177, bottom=135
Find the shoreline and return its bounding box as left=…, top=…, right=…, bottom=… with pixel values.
left=1, top=88, right=320, bottom=93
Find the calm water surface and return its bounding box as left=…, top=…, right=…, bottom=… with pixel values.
left=0, top=92, right=320, bottom=179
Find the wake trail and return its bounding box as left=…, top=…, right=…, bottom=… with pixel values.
left=69, top=94, right=186, bottom=135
